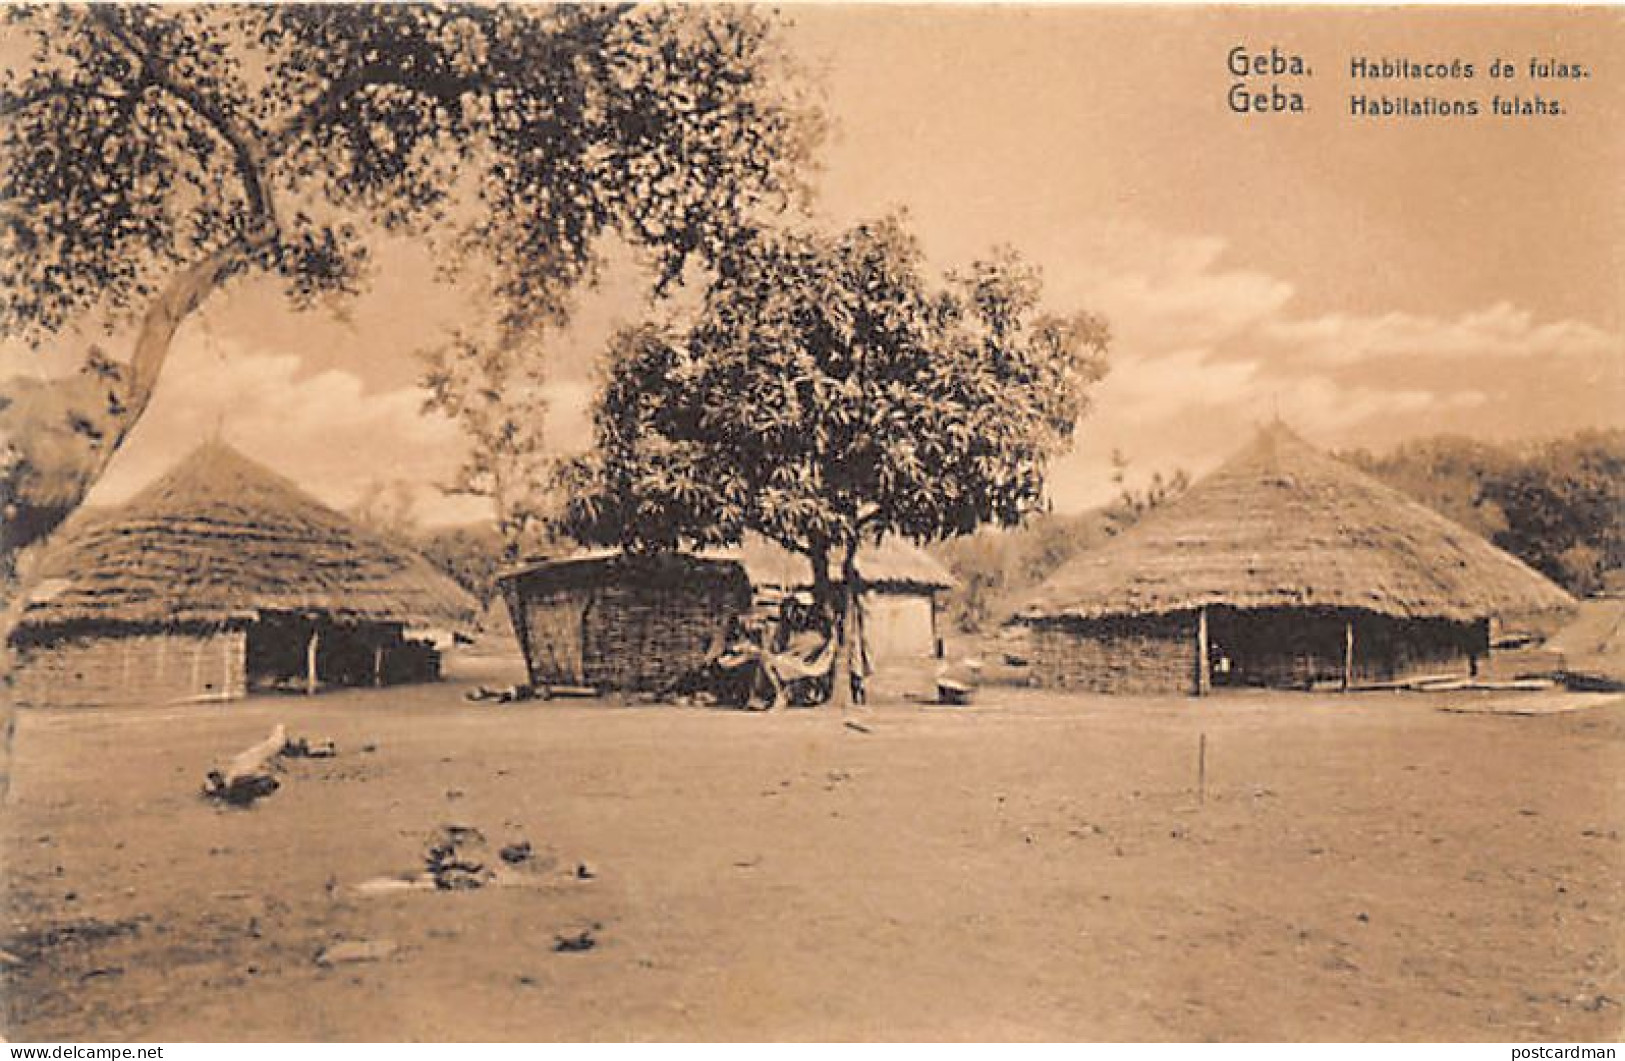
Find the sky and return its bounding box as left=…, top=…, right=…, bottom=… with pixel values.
left=4, top=5, right=1622, bottom=528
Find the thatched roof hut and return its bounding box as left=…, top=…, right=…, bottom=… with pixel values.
left=18, top=441, right=474, bottom=630
left=11, top=441, right=476, bottom=707
left=1015, top=425, right=1574, bottom=694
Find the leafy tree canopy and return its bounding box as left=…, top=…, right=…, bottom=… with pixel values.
left=0, top=2, right=821, bottom=555
left=415, top=522, right=510, bottom=611
left=558, top=215, right=1109, bottom=703
left=561, top=216, right=1108, bottom=567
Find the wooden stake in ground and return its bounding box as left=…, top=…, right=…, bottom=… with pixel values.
left=1198, top=732, right=1207, bottom=805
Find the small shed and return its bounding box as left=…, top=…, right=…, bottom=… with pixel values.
left=498, top=552, right=752, bottom=692
left=8, top=441, right=477, bottom=707
left=1013, top=425, right=1576, bottom=695
left=707, top=533, right=957, bottom=664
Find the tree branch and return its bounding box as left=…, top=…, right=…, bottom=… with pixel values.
left=89, top=7, right=278, bottom=230
left=263, top=63, right=386, bottom=159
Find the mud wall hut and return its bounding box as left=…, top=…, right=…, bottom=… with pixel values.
left=1013, top=425, right=1575, bottom=695
left=498, top=552, right=753, bottom=692
left=8, top=442, right=477, bottom=708
left=705, top=533, right=958, bottom=665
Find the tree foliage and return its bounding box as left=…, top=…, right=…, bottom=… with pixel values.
left=931, top=451, right=1188, bottom=635
left=1345, top=430, right=1625, bottom=596
left=560, top=216, right=1109, bottom=703
left=0, top=3, right=821, bottom=557
left=346, top=476, right=421, bottom=546
left=1340, top=435, right=1514, bottom=542
left=1480, top=431, right=1624, bottom=596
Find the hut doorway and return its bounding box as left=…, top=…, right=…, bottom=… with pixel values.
left=246, top=614, right=432, bottom=693
left=1204, top=607, right=1489, bottom=691
left=245, top=614, right=323, bottom=692
left=1205, top=607, right=1349, bottom=690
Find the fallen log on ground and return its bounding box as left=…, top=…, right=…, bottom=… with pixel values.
left=228, top=724, right=287, bottom=783
left=202, top=724, right=287, bottom=806
left=315, top=939, right=397, bottom=966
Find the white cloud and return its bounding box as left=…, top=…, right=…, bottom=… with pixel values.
left=1030, top=223, right=1624, bottom=513
left=1262, top=301, right=1622, bottom=366
left=88, top=333, right=489, bottom=527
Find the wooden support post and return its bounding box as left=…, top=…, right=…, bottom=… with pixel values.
left=1342, top=618, right=1355, bottom=692
left=305, top=627, right=320, bottom=697
left=1195, top=607, right=1211, bottom=697
left=373, top=644, right=385, bottom=688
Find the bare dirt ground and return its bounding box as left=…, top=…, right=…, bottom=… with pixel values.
left=3, top=661, right=1623, bottom=1042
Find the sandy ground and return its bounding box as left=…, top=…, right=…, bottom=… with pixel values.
left=2, top=660, right=1623, bottom=1042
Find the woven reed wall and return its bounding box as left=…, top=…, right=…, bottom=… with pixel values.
left=504, top=555, right=752, bottom=691
left=513, top=591, right=590, bottom=686
left=1358, top=614, right=1486, bottom=683
left=12, top=628, right=248, bottom=708
left=1212, top=609, right=1343, bottom=688
left=580, top=579, right=747, bottom=691
left=1027, top=614, right=1198, bottom=695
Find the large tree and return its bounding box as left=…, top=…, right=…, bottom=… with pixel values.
left=560, top=217, right=1109, bottom=707
left=0, top=3, right=820, bottom=559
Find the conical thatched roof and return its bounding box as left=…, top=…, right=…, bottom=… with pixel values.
left=15, top=441, right=477, bottom=631
left=1016, top=425, right=1575, bottom=624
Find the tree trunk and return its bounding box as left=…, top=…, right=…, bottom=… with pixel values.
left=94, top=241, right=257, bottom=485
left=17, top=236, right=265, bottom=561
left=827, top=542, right=863, bottom=712
left=807, top=543, right=841, bottom=710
